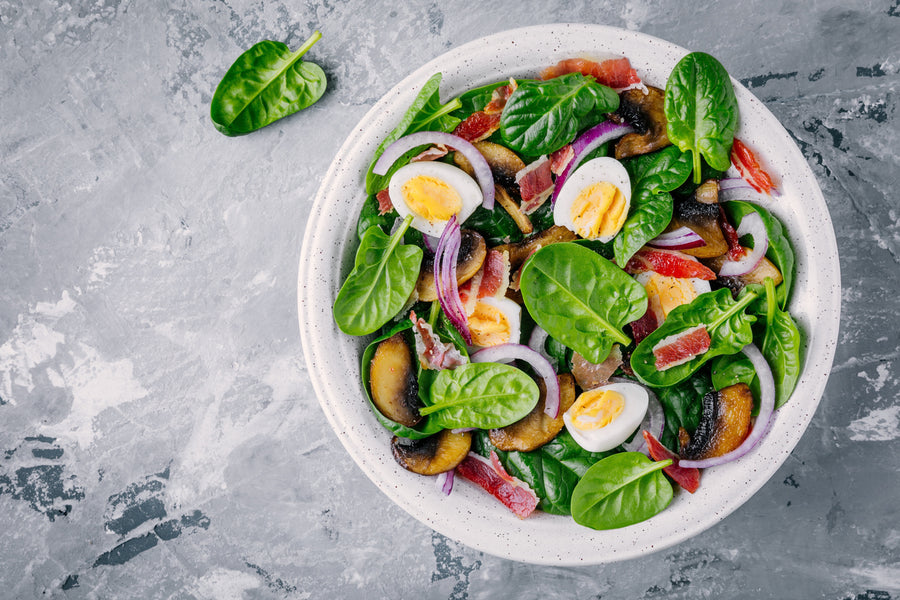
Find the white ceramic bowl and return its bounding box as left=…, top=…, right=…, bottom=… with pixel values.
left=297, top=24, right=840, bottom=565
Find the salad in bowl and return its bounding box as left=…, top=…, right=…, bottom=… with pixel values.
left=299, top=24, right=839, bottom=564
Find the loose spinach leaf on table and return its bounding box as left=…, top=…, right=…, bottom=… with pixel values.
left=613, top=145, right=694, bottom=266
left=631, top=288, right=758, bottom=387
left=360, top=319, right=443, bottom=440
left=365, top=73, right=461, bottom=194
left=419, top=362, right=539, bottom=429
left=664, top=52, right=738, bottom=183
left=333, top=215, right=423, bottom=336
left=723, top=200, right=795, bottom=308
left=211, top=31, right=327, bottom=136
left=520, top=242, right=647, bottom=364
left=571, top=452, right=673, bottom=530
left=499, top=73, right=619, bottom=155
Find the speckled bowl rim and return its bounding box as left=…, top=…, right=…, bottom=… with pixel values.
left=298, top=23, right=841, bottom=565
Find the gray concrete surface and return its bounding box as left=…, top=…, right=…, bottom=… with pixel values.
left=1, top=0, right=898, bottom=598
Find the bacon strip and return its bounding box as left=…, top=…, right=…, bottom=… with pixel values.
left=731, top=138, right=777, bottom=195
left=718, top=206, right=745, bottom=262
left=409, top=311, right=468, bottom=371
left=630, top=306, right=660, bottom=345
left=458, top=249, right=511, bottom=315
left=541, top=57, right=642, bottom=91
left=652, top=325, right=712, bottom=371
left=625, top=248, right=717, bottom=281
left=516, top=156, right=555, bottom=214
left=456, top=451, right=539, bottom=519
left=453, top=111, right=501, bottom=143
left=549, top=144, right=574, bottom=176
left=411, top=143, right=449, bottom=163
left=375, top=189, right=393, bottom=215
left=643, top=431, right=700, bottom=493
left=483, top=79, right=518, bottom=115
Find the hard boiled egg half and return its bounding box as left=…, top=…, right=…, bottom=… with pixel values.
left=467, top=296, right=521, bottom=349
left=563, top=381, right=648, bottom=452
left=388, top=161, right=483, bottom=238
left=554, top=156, right=632, bottom=242
left=634, top=269, right=712, bottom=322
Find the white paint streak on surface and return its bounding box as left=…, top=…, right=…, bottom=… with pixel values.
left=848, top=406, right=900, bottom=441
left=857, top=363, right=891, bottom=392
left=846, top=563, right=900, bottom=593
left=191, top=568, right=261, bottom=600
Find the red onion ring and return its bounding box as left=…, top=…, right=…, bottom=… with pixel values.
left=434, top=216, right=472, bottom=344
left=648, top=226, right=707, bottom=250
left=717, top=211, right=768, bottom=277
left=470, top=343, right=560, bottom=418
left=679, top=343, right=775, bottom=468
left=611, top=377, right=666, bottom=454
left=527, top=325, right=557, bottom=368
left=371, top=131, right=495, bottom=209
left=435, top=470, right=454, bottom=495
left=550, top=121, right=634, bottom=206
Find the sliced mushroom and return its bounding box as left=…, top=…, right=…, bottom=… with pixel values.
left=489, top=374, right=576, bottom=452
left=494, top=225, right=578, bottom=270
left=680, top=383, right=753, bottom=460
left=669, top=190, right=729, bottom=258
left=571, top=346, right=623, bottom=391
left=614, top=86, right=671, bottom=159
left=454, top=141, right=526, bottom=191
left=415, top=229, right=487, bottom=301
left=391, top=430, right=472, bottom=475
left=495, top=185, right=533, bottom=236
left=368, top=333, right=422, bottom=427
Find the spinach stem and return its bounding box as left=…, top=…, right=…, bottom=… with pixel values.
left=422, top=97, right=462, bottom=127
left=428, top=300, right=440, bottom=328
left=291, top=30, right=322, bottom=61
left=764, top=277, right=777, bottom=328
left=709, top=290, right=758, bottom=331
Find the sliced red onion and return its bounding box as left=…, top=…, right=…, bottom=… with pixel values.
left=435, top=470, right=454, bottom=495
left=550, top=121, right=634, bottom=205
left=679, top=343, right=776, bottom=469
left=434, top=216, right=472, bottom=344
left=648, top=226, right=707, bottom=250
left=717, top=211, right=768, bottom=277
left=471, top=343, right=560, bottom=418
left=372, top=131, right=495, bottom=209
left=422, top=233, right=440, bottom=252
left=527, top=325, right=556, bottom=368
left=611, top=377, right=666, bottom=453
left=719, top=186, right=779, bottom=203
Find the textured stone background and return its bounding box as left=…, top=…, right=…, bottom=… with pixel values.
left=1, top=0, right=898, bottom=598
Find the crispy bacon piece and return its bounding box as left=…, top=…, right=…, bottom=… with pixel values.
left=625, top=248, right=717, bottom=281
left=643, top=430, right=701, bottom=493
left=549, top=144, right=574, bottom=176
left=540, top=57, right=642, bottom=91
left=375, top=189, right=393, bottom=216
left=718, top=206, right=745, bottom=262
left=484, top=79, right=518, bottom=114
left=458, top=249, right=511, bottom=315
left=455, top=451, right=539, bottom=519
left=630, top=306, right=660, bottom=345
left=652, top=325, right=711, bottom=371
left=516, top=156, right=555, bottom=214
left=411, top=143, right=449, bottom=163
left=409, top=311, right=468, bottom=371
left=453, top=111, right=501, bottom=143
left=731, top=138, right=777, bottom=195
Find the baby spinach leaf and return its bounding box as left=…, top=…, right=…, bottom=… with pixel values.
left=419, top=362, right=539, bottom=429
left=571, top=452, right=673, bottom=530
left=614, top=146, right=694, bottom=265
left=655, top=367, right=714, bottom=451
left=465, top=204, right=525, bottom=246
left=475, top=430, right=613, bottom=515
left=499, top=73, right=619, bottom=155
left=520, top=243, right=647, bottom=364
left=449, top=79, right=527, bottom=119
left=211, top=31, right=327, bottom=136
left=664, top=52, right=738, bottom=183
left=333, top=216, right=423, bottom=336
left=365, top=73, right=461, bottom=194
left=723, top=200, right=795, bottom=308
left=711, top=354, right=756, bottom=391
left=360, top=320, right=443, bottom=439
left=631, top=288, right=758, bottom=387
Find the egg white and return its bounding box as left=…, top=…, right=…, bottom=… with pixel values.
left=388, top=161, right=483, bottom=238
left=553, top=156, right=632, bottom=242
left=564, top=381, right=649, bottom=452
left=467, top=296, right=522, bottom=350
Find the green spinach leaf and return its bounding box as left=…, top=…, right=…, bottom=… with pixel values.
left=211, top=31, right=326, bottom=136
left=655, top=367, right=714, bottom=451
left=614, top=146, right=694, bottom=265
left=664, top=52, right=738, bottom=183
left=723, top=200, right=795, bottom=308
left=631, top=288, right=758, bottom=387
left=449, top=79, right=524, bottom=119
left=419, top=362, right=539, bottom=429
left=520, top=242, right=647, bottom=364
left=571, top=452, right=673, bottom=530
left=365, top=73, right=461, bottom=194
left=499, top=73, right=619, bottom=155
left=333, top=216, right=423, bottom=336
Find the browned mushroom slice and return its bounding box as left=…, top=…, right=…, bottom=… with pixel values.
left=453, top=141, right=526, bottom=191
left=680, top=384, right=753, bottom=460
left=668, top=191, right=728, bottom=258
left=495, top=185, right=533, bottom=235
left=489, top=374, right=576, bottom=452
left=614, top=86, right=671, bottom=159
left=391, top=430, right=472, bottom=475
left=494, top=225, right=578, bottom=271
left=368, top=333, right=421, bottom=427
left=416, top=229, right=487, bottom=301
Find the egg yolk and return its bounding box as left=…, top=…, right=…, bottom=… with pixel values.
left=569, top=389, right=626, bottom=430
left=401, top=175, right=463, bottom=222
left=468, top=301, right=510, bottom=347
left=569, top=182, right=627, bottom=239
left=644, top=273, right=700, bottom=317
